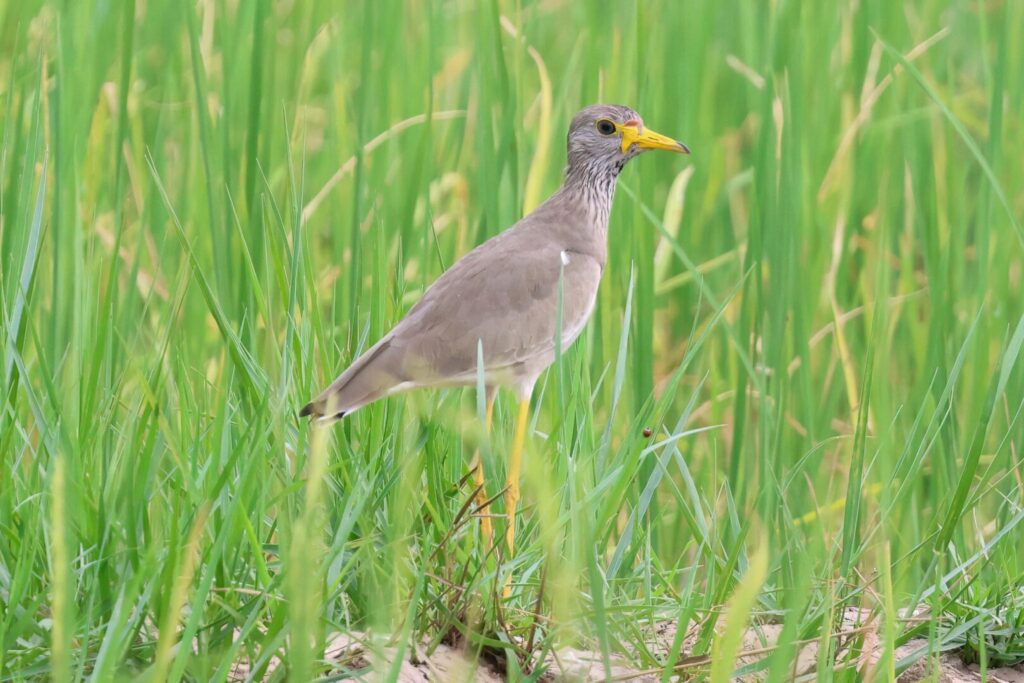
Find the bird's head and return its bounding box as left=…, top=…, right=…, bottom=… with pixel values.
left=565, top=104, right=689, bottom=180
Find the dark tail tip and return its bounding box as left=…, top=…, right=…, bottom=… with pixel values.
left=299, top=400, right=346, bottom=422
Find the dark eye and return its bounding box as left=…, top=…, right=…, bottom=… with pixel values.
left=596, top=119, right=616, bottom=136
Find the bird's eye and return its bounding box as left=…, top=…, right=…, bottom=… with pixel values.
left=595, top=119, right=617, bottom=136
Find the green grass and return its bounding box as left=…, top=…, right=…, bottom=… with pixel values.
left=2, top=0, right=1023, bottom=680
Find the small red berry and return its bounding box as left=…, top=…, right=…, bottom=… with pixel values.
left=642, top=427, right=653, bottom=438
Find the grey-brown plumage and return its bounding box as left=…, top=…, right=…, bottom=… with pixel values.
left=301, top=104, right=688, bottom=421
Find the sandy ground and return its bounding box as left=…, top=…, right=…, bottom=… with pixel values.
left=227, top=610, right=1024, bottom=681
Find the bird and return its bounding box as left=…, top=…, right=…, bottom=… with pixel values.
left=301, top=104, right=689, bottom=591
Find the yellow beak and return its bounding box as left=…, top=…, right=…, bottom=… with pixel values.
left=620, top=124, right=690, bottom=155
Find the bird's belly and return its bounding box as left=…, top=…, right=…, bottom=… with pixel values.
left=559, top=293, right=597, bottom=351
left=557, top=251, right=602, bottom=350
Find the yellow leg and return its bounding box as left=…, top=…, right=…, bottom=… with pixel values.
left=503, top=397, right=530, bottom=597
left=472, top=398, right=495, bottom=547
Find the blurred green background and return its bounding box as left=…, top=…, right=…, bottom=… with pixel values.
left=2, top=0, right=1023, bottom=679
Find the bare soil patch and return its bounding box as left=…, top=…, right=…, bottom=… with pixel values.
left=227, top=612, right=1024, bottom=681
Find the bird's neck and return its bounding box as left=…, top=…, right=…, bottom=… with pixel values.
left=561, top=163, right=621, bottom=232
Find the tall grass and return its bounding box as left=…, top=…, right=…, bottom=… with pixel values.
left=1, top=0, right=1022, bottom=679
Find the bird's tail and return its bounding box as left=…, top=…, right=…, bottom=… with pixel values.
left=299, top=337, right=401, bottom=423
left=297, top=400, right=338, bottom=420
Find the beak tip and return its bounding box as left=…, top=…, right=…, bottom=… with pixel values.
left=677, top=141, right=691, bottom=154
